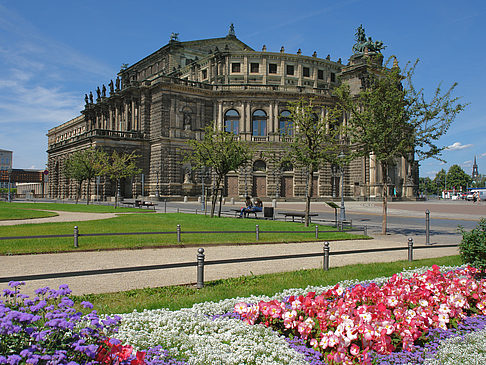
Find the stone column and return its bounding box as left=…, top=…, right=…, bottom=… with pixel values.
left=245, top=102, right=251, bottom=140
left=243, top=56, right=248, bottom=83
left=124, top=102, right=129, bottom=131
left=131, top=99, right=136, bottom=131
left=262, top=57, right=267, bottom=84
left=217, top=102, right=223, bottom=130
left=280, top=59, right=285, bottom=86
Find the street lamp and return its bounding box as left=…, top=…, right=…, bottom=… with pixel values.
left=7, top=168, right=12, bottom=203
left=338, top=151, right=346, bottom=226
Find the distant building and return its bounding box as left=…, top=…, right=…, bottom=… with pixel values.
left=47, top=25, right=418, bottom=201
left=0, top=149, right=12, bottom=189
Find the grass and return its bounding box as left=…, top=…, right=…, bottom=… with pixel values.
left=0, top=201, right=143, bottom=214
left=0, top=213, right=366, bottom=255
left=73, top=255, right=463, bottom=314
left=0, top=205, right=58, bottom=221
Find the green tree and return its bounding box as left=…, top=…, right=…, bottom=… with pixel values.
left=63, top=148, right=106, bottom=204
left=101, top=151, right=141, bottom=208
left=433, top=168, right=447, bottom=194
left=185, top=122, right=251, bottom=217
left=335, top=58, right=465, bottom=234
left=446, top=164, right=471, bottom=192
left=418, top=176, right=437, bottom=196
left=284, top=98, right=342, bottom=226
left=459, top=219, right=486, bottom=276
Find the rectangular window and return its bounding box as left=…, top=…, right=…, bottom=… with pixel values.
left=303, top=67, right=310, bottom=77
left=318, top=70, right=324, bottom=80
left=331, top=72, right=336, bottom=82
left=250, top=63, right=259, bottom=73
left=286, top=65, right=294, bottom=75
left=231, top=63, right=241, bottom=73
left=201, top=69, right=207, bottom=79
left=268, top=63, right=277, bottom=74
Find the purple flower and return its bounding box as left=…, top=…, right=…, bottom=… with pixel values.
left=7, top=281, right=24, bottom=289
left=80, top=301, right=94, bottom=309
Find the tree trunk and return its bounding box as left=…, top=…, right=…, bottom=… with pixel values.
left=210, top=181, right=218, bottom=218
left=114, top=180, right=119, bottom=208
left=305, top=168, right=313, bottom=227
left=86, top=179, right=91, bottom=205
left=381, top=164, right=388, bottom=235
left=76, top=181, right=81, bottom=204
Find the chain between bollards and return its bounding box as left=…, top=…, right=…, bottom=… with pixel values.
left=425, top=209, right=431, bottom=245
left=73, top=226, right=79, bottom=248
left=256, top=225, right=259, bottom=241
left=177, top=224, right=181, bottom=243
left=323, top=241, right=330, bottom=271
left=196, top=248, right=205, bottom=289
left=408, top=237, right=414, bottom=262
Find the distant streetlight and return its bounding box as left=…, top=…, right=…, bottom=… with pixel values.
left=7, top=168, right=12, bottom=203
left=338, top=151, right=346, bottom=225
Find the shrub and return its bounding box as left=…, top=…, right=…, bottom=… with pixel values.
left=459, top=218, right=486, bottom=275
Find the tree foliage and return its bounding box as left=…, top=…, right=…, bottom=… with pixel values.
left=459, top=219, right=486, bottom=275
left=63, top=148, right=106, bottom=204
left=335, top=58, right=466, bottom=234
left=100, top=151, right=141, bottom=208
left=446, top=164, right=472, bottom=191
left=283, top=98, right=342, bottom=226
left=418, top=177, right=437, bottom=196
left=185, top=122, right=251, bottom=217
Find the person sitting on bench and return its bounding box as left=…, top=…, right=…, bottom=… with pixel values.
left=243, top=197, right=263, bottom=217
left=239, top=196, right=253, bottom=218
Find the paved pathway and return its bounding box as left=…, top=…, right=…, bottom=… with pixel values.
left=0, top=200, right=471, bottom=296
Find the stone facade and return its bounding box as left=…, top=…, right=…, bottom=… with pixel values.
left=47, top=26, right=418, bottom=201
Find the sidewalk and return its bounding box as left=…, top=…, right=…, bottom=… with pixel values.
left=0, top=234, right=459, bottom=296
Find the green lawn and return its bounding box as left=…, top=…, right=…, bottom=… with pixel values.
left=0, top=201, right=143, bottom=214
left=0, top=213, right=367, bottom=255
left=74, top=255, right=462, bottom=314
left=0, top=205, right=58, bottom=220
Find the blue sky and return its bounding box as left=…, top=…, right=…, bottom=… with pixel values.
left=0, top=0, right=484, bottom=178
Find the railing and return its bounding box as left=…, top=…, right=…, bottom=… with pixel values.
left=0, top=238, right=459, bottom=288
left=0, top=225, right=367, bottom=248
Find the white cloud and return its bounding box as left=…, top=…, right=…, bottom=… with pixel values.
left=480, top=152, right=486, bottom=158
left=446, top=142, right=473, bottom=151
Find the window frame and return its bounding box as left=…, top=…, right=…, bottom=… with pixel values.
left=252, top=109, right=267, bottom=137
left=224, top=109, right=240, bottom=135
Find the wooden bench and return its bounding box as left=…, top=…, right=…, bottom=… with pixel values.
left=123, top=200, right=157, bottom=210
left=231, top=208, right=258, bottom=218
left=278, top=212, right=318, bottom=223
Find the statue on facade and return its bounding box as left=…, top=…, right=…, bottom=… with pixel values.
left=183, top=112, right=191, bottom=130
left=96, top=87, right=101, bottom=100
left=84, top=94, right=89, bottom=105
left=89, top=91, right=94, bottom=104
left=115, top=77, right=120, bottom=91
left=228, top=23, right=235, bottom=37
left=102, top=84, right=106, bottom=97
left=108, top=80, right=114, bottom=94
left=183, top=167, right=192, bottom=184
left=352, top=25, right=385, bottom=54
left=170, top=32, right=179, bottom=42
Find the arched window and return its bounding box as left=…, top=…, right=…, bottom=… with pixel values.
left=224, top=109, right=239, bottom=134
left=279, top=110, right=293, bottom=136
left=253, top=160, right=267, bottom=172
left=252, top=110, right=267, bottom=137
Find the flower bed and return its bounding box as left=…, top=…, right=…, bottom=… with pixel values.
left=234, top=265, right=486, bottom=364
left=2, top=265, right=486, bottom=364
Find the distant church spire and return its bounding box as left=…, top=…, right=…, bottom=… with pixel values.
left=472, top=155, right=479, bottom=180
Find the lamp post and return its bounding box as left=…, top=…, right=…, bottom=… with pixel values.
left=338, top=152, right=346, bottom=225
left=7, top=168, right=12, bottom=203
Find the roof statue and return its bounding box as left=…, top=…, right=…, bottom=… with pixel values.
left=170, top=32, right=179, bottom=42
left=228, top=23, right=235, bottom=37
left=352, top=25, right=386, bottom=54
